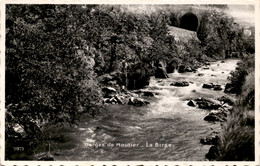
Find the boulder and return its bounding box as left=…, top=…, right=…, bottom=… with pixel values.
left=197, top=73, right=204, bottom=77
left=187, top=100, right=196, bottom=107
left=218, top=96, right=234, bottom=106
left=200, top=135, right=220, bottom=145
left=205, top=62, right=210, bottom=66
left=103, top=98, right=110, bottom=103
left=195, top=98, right=221, bottom=110
left=102, top=87, right=117, bottom=98
left=202, top=83, right=213, bottom=89
left=115, top=95, right=124, bottom=104
left=170, top=81, right=189, bottom=87
left=206, top=145, right=220, bottom=160
left=203, top=67, right=210, bottom=70
left=211, top=74, right=217, bottom=77
left=143, top=91, right=154, bottom=97
left=157, top=79, right=163, bottom=83
left=128, top=97, right=150, bottom=106
left=204, top=111, right=226, bottom=122
left=178, top=65, right=186, bottom=73
left=224, top=83, right=235, bottom=93
left=221, top=60, right=225, bottom=63
left=155, top=66, right=169, bottom=79
left=185, top=66, right=193, bottom=72
left=109, top=97, right=118, bottom=103
left=166, top=63, right=175, bottom=73
left=213, top=85, right=222, bottom=91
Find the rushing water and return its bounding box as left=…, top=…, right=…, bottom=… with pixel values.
left=34, top=59, right=239, bottom=161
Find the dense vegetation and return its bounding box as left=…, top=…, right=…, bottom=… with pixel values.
left=5, top=4, right=254, bottom=160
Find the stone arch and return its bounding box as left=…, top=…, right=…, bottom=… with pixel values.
left=180, top=12, right=199, bottom=32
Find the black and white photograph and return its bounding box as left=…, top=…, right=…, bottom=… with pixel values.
left=1, top=1, right=258, bottom=164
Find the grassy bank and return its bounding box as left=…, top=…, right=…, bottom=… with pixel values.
left=215, top=55, right=255, bottom=161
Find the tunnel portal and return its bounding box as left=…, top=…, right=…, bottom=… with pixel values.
left=180, top=12, right=199, bottom=32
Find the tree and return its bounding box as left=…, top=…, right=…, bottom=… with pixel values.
left=6, top=5, right=102, bottom=149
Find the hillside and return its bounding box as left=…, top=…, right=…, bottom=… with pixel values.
left=167, top=26, right=198, bottom=42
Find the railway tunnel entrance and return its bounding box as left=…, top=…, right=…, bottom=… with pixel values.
left=180, top=12, right=199, bottom=32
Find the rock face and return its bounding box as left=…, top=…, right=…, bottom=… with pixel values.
left=128, top=97, right=150, bottom=106
left=155, top=66, right=169, bottom=79
left=102, top=87, right=117, bottom=98
left=170, top=81, right=189, bottom=87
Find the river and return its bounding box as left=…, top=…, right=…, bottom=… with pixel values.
left=35, top=59, right=239, bottom=161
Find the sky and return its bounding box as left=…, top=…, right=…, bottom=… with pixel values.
left=227, top=5, right=255, bottom=27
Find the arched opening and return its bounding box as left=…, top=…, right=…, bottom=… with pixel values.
left=180, top=12, right=198, bottom=32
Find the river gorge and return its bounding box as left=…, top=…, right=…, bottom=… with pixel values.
left=29, top=59, right=239, bottom=161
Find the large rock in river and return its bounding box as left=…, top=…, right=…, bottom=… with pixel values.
left=204, top=110, right=227, bottom=122
left=102, top=87, right=117, bottom=98
left=217, top=96, right=234, bottom=106
left=206, top=145, right=220, bottom=160
left=195, top=98, right=221, bottom=110
left=143, top=91, right=155, bottom=97
left=128, top=97, right=150, bottom=106
left=178, top=65, right=186, bottom=73
left=155, top=66, right=169, bottom=79
left=202, top=83, right=213, bottom=89
left=224, top=83, right=236, bottom=93
left=213, top=85, right=222, bottom=91
left=200, top=134, right=220, bottom=145
left=170, top=81, right=189, bottom=87
left=187, top=100, right=196, bottom=107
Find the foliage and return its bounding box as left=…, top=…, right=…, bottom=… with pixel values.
left=6, top=5, right=103, bottom=152
left=227, top=55, right=254, bottom=95
left=197, top=10, right=254, bottom=58
left=5, top=5, right=180, bottom=152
